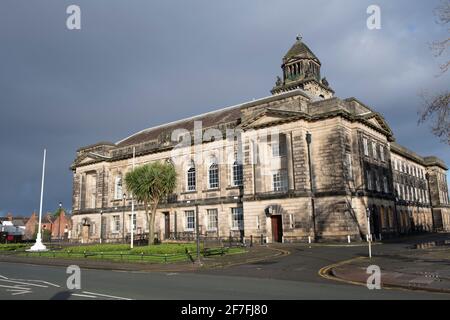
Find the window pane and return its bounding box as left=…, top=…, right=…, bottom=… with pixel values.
left=209, top=163, right=219, bottom=188
left=231, top=207, right=243, bottom=230
left=185, top=211, right=195, bottom=230
left=232, top=161, right=243, bottom=186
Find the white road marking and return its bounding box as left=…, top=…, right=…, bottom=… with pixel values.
left=0, top=279, right=48, bottom=288
left=8, top=289, right=32, bottom=296
left=72, top=293, right=98, bottom=299
left=9, top=278, right=61, bottom=288
left=82, top=291, right=132, bottom=300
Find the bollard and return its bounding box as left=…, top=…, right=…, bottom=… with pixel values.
left=260, top=234, right=263, bottom=245
left=347, top=235, right=351, bottom=243
left=379, top=233, right=382, bottom=241
left=250, top=235, right=253, bottom=247
left=308, top=236, right=311, bottom=244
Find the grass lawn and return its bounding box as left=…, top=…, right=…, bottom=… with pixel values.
left=0, top=242, right=246, bottom=263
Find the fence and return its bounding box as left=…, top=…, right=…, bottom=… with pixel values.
left=6, top=249, right=191, bottom=264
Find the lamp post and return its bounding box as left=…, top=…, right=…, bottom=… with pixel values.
left=366, top=207, right=372, bottom=259
left=99, top=210, right=103, bottom=244
left=195, top=203, right=201, bottom=264
left=122, top=193, right=126, bottom=244
left=306, top=131, right=317, bottom=242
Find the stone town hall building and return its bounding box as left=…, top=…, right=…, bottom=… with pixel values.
left=70, top=37, right=450, bottom=243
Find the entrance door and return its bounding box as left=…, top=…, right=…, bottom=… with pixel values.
left=271, top=215, right=283, bottom=243
left=164, top=213, right=170, bottom=240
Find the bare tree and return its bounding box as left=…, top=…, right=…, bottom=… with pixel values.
left=418, top=0, right=450, bottom=144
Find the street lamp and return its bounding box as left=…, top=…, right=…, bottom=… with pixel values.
left=122, top=193, right=126, bottom=244
left=99, top=210, right=103, bottom=244
left=366, top=207, right=372, bottom=259
left=195, top=203, right=201, bottom=264
left=305, top=131, right=317, bottom=242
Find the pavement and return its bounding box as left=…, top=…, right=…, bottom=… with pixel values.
left=0, top=233, right=449, bottom=299
left=327, top=244, right=450, bottom=293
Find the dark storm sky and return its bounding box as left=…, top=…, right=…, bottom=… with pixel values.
left=0, top=0, right=448, bottom=216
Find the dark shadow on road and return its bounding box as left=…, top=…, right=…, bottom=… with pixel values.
left=50, top=291, right=72, bottom=300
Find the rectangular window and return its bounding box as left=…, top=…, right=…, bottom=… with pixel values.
left=372, top=141, right=377, bottom=159
left=185, top=211, right=195, bottom=231
left=345, top=152, right=353, bottom=179
left=273, top=169, right=288, bottom=192
left=383, top=176, right=388, bottom=193
left=231, top=207, right=244, bottom=230
left=232, top=161, right=243, bottom=186
left=272, top=134, right=287, bottom=157
left=379, top=145, right=385, bottom=162
left=363, top=138, right=369, bottom=156
left=256, top=216, right=260, bottom=230
left=207, top=209, right=218, bottom=231
left=112, top=215, right=120, bottom=233
left=375, top=176, right=381, bottom=192
left=366, top=170, right=373, bottom=190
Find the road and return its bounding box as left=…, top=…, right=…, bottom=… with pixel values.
left=0, top=239, right=449, bottom=300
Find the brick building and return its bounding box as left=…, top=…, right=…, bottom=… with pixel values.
left=70, top=36, right=450, bottom=243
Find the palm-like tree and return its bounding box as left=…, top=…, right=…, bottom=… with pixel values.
left=125, top=161, right=177, bottom=245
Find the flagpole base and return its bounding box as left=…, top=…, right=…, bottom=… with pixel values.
left=27, top=236, right=48, bottom=252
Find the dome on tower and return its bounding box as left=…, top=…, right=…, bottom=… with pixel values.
left=271, top=35, right=333, bottom=99
left=283, top=35, right=321, bottom=64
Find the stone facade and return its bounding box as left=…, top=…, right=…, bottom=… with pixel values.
left=70, top=37, right=450, bottom=243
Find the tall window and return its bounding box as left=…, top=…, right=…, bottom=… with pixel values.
left=231, top=207, right=244, bottom=230
left=372, top=141, right=377, bottom=159
left=232, top=161, right=243, bottom=186
left=375, top=176, right=381, bottom=192
left=379, top=145, right=385, bottom=162
left=273, top=169, right=288, bottom=192
left=345, top=152, right=353, bottom=179
left=366, top=170, right=373, bottom=190
left=207, top=209, right=218, bottom=231
left=383, top=176, right=388, bottom=193
left=112, top=215, right=120, bottom=233
left=114, top=175, right=123, bottom=200
left=208, top=159, right=219, bottom=189
left=272, top=134, right=287, bottom=157
left=185, top=211, right=195, bottom=231
left=363, top=138, right=369, bottom=156
left=187, top=161, right=196, bottom=191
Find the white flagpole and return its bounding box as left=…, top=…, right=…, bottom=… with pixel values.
left=29, top=149, right=48, bottom=252
left=130, top=146, right=135, bottom=249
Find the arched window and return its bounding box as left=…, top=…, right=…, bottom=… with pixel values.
left=187, top=160, right=196, bottom=191
left=232, top=160, right=243, bottom=186
left=208, top=158, right=219, bottom=189
left=114, top=175, right=123, bottom=200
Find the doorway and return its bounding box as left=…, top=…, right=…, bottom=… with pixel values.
left=271, top=215, right=283, bottom=243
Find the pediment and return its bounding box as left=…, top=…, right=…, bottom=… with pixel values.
left=362, top=113, right=393, bottom=135
left=241, top=109, right=303, bottom=130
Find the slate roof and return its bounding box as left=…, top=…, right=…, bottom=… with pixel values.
left=116, top=103, right=243, bottom=147
left=283, top=38, right=320, bottom=63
